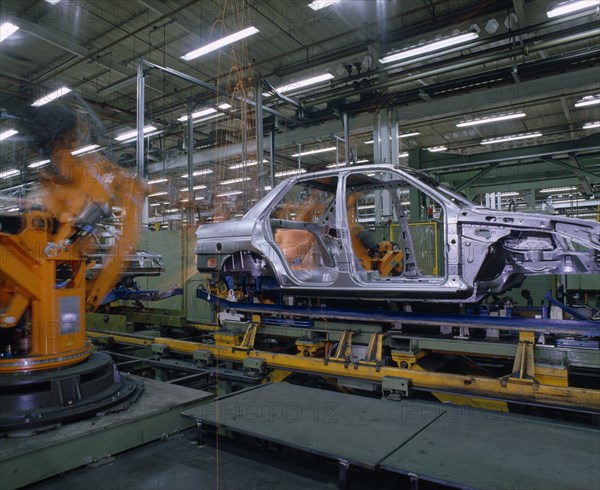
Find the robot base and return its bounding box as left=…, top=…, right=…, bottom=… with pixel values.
left=0, top=352, right=142, bottom=435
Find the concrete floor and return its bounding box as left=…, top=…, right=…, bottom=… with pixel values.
left=27, top=429, right=344, bottom=490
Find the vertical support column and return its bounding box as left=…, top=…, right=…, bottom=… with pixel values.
left=269, top=130, right=275, bottom=189
left=342, top=111, right=350, bottom=165
left=390, top=112, right=399, bottom=165
left=255, top=77, right=265, bottom=195
left=136, top=59, right=148, bottom=227
left=373, top=109, right=392, bottom=165
left=186, top=99, right=195, bottom=226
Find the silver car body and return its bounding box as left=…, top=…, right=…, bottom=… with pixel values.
left=196, top=165, right=599, bottom=303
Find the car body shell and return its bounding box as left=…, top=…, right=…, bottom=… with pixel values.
left=196, top=165, right=599, bottom=303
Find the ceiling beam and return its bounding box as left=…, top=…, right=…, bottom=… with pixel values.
left=540, top=157, right=599, bottom=182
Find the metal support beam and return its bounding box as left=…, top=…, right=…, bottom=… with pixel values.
left=342, top=111, right=350, bottom=165
left=256, top=77, right=265, bottom=195
left=186, top=99, right=195, bottom=225
left=540, top=157, right=600, bottom=181
left=141, top=59, right=300, bottom=125
left=136, top=59, right=148, bottom=227
left=455, top=163, right=500, bottom=192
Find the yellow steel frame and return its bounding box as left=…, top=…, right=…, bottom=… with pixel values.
left=88, top=323, right=599, bottom=412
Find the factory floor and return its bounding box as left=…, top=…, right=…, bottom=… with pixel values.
left=26, top=428, right=403, bottom=490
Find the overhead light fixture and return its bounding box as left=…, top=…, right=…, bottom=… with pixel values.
left=399, top=131, right=420, bottom=138
left=28, top=159, right=51, bottom=168
left=229, top=159, right=268, bottom=169
left=379, top=31, right=479, bottom=64
left=427, top=146, right=448, bottom=152
left=44, top=0, right=62, bottom=4
left=325, top=158, right=369, bottom=168
left=308, top=0, right=339, bottom=11
left=181, top=196, right=205, bottom=202
left=583, top=121, right=600, bottom=129
left=180, top=185, right=207, bottom=192
left=0, top=22, right=19, bottom=43
left=178, top=108, right=215, bottom=122
left=481, top=132, right=542, bottom=145
left=220, top=177, right=252, bottom=185
left=0, top=129, right=18, bottom=141
left=399, top=152, right=409, bottom=158
left=115, top=125, right=158, bottom=141
left=148, top=191, right=168, bottom=197
left=265, top=73, right=334, bottom=96
left=181, top=26, right=259, bottom=61
left=456, top=112, right=526, bottom=127
left=291, top=146, right=336, bottom=157
left=574, top=94, right=600, bottom=107
left=540, top=186, right=578, bottom=193
left=177, top=103, right=232, bottom=122
left=547, top=1, right=599, bottom=18
left=31, top=87, right=71, bottom=107
left=71, top=144, right=100, bottom=156
left=275, top=169, right=307, bottom=177
left=500, top=191, right=521, bottom=197
left=150, top=203, right=162, bottom=207
left=0, top=169, right=20, bottom=179
left=216, top=190, right=244, bottom=197
left=181, top=169, right=213, bottom=178
left=148, top=178, right=168, bottom=184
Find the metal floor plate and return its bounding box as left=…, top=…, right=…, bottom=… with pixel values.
left=184, top=383, right=600, bottom=489
left=183, top=382, right=444, bottom=468
left=0, top=376, right=213, bottom=490
left=381, top=406, right=600, bottom=489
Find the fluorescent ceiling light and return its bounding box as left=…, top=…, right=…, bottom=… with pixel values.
left=0, top=169, right=20, bottom=179
left=0, top=129, right=18, bottom=141
left=150, top=203, right=162, bottom=207
left=540, top=186, right=578, bottom=193
left=181, top=196, right=205, bottom=202
left=457, top=112, right=526, bottom=127
left=379, top=31, right=479, bottom=64
left=291, top=146, right=336, bottom=157
left=180, top=185, right=207, bottom=192
left=427, top=146, right=448, bottom=152
left=275, top=169, right=307, bottom=177
left=229, top=159, right=268, bottom=169
left=31, top=87, right=71, bottom=107
left=0, top=22, right=19, bottom=43
left=574, top=94, right=600, bottom=107
left=71, top=144, right=100, bottom=156
left=266, top=73, right=334, bottom=96
left=178, top=108, right=215, bottom=121
left=547, top=1, right=599, bottom=18
left=177, top=103, right=232, bottom=122
left=325, top=158, right=369, bottom=168
left=583, top=121, right=600, bottom=129
left=45, top=1, right=62, bottom=5
left=181, top=169, right=213, bottom=178
left=148, top=191, right=168, bottom=197
left=399, top=131, right=420, bottom=138
left=399, top=152, right=409, bottom=158
left=500, top=191, right=521, bottom=197
left=115, top=125, right=157, bottom=141
left=182, top=26, right=259, bottom=61
left=28, top=159, right=51, bottom=168
left=481, top=132, right=542, bottom=145
left=148, top=178, right=168, bottom=184
left=308, top=1, right=339, bottom=11
left=216, top=190, right=244, bottom=197
left=220, top=177, right=252, bottom=185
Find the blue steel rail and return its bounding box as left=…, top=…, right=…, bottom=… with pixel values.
left=102, top=287, right=183, bottom=305
left=196, top=290, right=599, bottom=336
